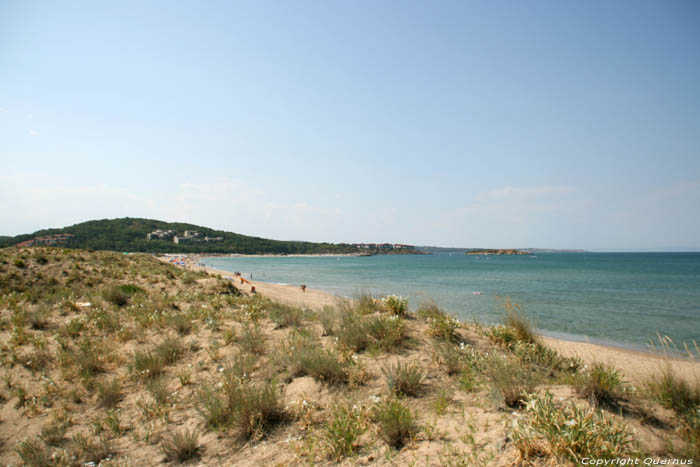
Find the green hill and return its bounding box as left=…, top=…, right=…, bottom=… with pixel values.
left=0, top=218, right=360, bottom=255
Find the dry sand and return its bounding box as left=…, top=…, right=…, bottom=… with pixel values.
left=190, top=262, right=700, bottom=385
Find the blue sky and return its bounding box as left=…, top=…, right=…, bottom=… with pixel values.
left=1, top=1, right=699, bottom=250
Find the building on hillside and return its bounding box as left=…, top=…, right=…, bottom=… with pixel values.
left=204, top=236, right=223, bottom=242
left=183, top=231, right=202, bottom=238
left=146, top=230, right=176, bottom=240
left=173, top=236, right=192, bottom=244
left=18, top=233, right=74, bottom=247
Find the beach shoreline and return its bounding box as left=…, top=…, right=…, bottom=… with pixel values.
left=165, top=257, right=700, bottom=385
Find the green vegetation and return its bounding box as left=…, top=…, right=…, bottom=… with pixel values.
left=161, top=429, right=201, bottom=463
left=372, top=399, right=418, bottom=449
left=0, top=217, right=361, bottom=254
left=511, top=392, right=634, bottom=463
left=0, top=246, right=695, bottom=465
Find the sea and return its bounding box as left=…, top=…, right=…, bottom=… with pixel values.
left=202, top=253, right=700, bottom=352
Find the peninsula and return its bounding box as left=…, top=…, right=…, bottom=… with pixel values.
left=465, top=248, right=531, bottom=255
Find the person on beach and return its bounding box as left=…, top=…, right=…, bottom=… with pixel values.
left=301, top=284, right=306, bottom=293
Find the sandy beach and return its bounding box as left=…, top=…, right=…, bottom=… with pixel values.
left=185, top=260, right=700, bottom=385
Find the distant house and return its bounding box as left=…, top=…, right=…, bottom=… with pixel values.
left=183, top=231, right=202, bottom=238
left=173, top=236, right=191, bottom=244
left=204, top=236, right=223, bottom=242
left=18, top=233, right=74, bottom=247
left=146, top=230, right=176, bottom=240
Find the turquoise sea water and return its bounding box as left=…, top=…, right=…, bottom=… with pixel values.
left=203, top=253, right=700, bottom=351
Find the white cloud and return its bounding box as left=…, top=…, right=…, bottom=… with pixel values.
left=29, top=129, right=40, bottom=136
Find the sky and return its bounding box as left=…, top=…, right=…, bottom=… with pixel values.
left=1, top=1, right=699, bottom=250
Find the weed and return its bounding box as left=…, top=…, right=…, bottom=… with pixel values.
left=573, top=363, right=626, bottom=407
left=166, top=312, right=193, bottom=336
left=511, top=392, right=633, bottom=463
left=155, top=336, right=185, bottom=365
left=162, top=429, right=201, bottom=463
left=147, top=377, right=171, bottom=405
left=319, top=305, right=338, bottom=336
left=382, top=295, right=408, bottom=316
left=69, top=433, right=113, bottom=465
left=73, top=339, right=104, bottom=379
left=323, top=405, right=364, bottom=460
left=484, top=354, right=543, bottom=407
left=503, top=298, right=538, bottom=344
left=133, top=350, right=165, bottom=379
left=15, top=438, right=51, bottom=466
left=237, top=324, right=266, bottom=355
left=268, top=302, right=304, bottom=328
left=418, top=303, right=459, bottom=341
left=285, top=334, right=347, bottom=385
left=97, top=378, right=122, bottom=408
left=224, top=377, right=286, bottom=439
left=372, top=398, right=418, bottom=449
left=648, top=364, right=700, bottom=415
left=40, top=421, right=69, bottom=446
left=382, top=361, right=425, bottom=397
left=27, top=305, right=50, bottom=330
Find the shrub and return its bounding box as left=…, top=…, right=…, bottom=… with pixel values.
left=418, top=303, right=459, bottom=341
left=433, top=341, right=466, bottom=375
left=103, top=286, right=130, bottom=307
left=69, top=434, right=113, bottom=465
left=118, top=283, right=145, bottom=295
left=147, top=377, right=170, bottom=405
left=73, top=339, right=104, bottom=379
left=199, top=388, right=230, bottom=430
left=365, top=315, right=407, bottom=352
left=154, top=336, right=184, bottom=365
left=323, top=405, right=364, bottom=460
left=97, top=378, right=122, bottom=408
left=336, top=313, right=371, bottom=352
left=27, top=305, right=50, bottom=330
left=503, top=298, right=537, bottom=345
left=162, top=429, right=201, bottom=463
left=133, top=350, right=165, bottom=380
left=337, top=313, right=407, bottom=353
left=511, top=392, right=633, bottom=463
left=573, top=363, right=626, bottom=407
left=40, top=421, right=69, bottom=446
left=166, top=313, right=193, bottom=336
left=34, top=254, right=49, bottom=265
left=515, top=342, right=582, bottom=376
left=648, top=365, right=700, bottom=415
left=13, top=258, right=27, bottom=269
left=382, top=361, right=424, bottom=397
left=199, top=377, right=285, bottom=439
left=15, top=438, right=50, bottom=466
left=319, top=305, right=338, bottom=336
left=484, top=354, right=543, bottom=407
left=373, top=399, right=418, bottom=449
left=382, top=295, right=408, bottom=316
left=237, top=324, right=266, bottom=355
left=285, top=334, right=347, bottom=385
left=60, top=318, right=85, bottom=339
left=354, top=293, right=382, bottom=314
left=224, top=378, right=285, bottom=439
left=268, top=302, right=304, bottom=328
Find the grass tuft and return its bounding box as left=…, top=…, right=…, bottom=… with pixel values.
left=382, top=361, right=425, bottom=397
left=323, top=405, right=364, bottom=460
left=373, top=399, right=418, bottom=449
left=162, top=429, right=201, bottom=463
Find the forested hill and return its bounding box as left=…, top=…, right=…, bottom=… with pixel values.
left=0, top=218, right=361, bottom=255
